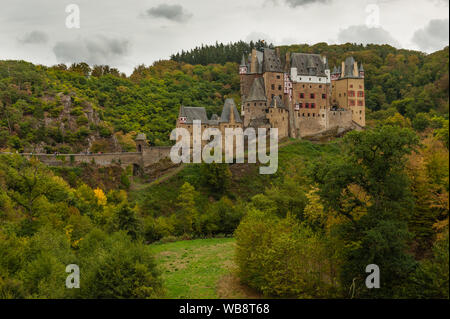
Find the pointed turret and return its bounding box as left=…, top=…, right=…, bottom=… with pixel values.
left=240, top=54, right=246, bottom=66
left=239, top=53, right=248, bottom=75
left=359, top=63, right=365, bottom=78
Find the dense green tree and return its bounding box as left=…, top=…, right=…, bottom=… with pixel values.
left=312, top=125, right=420, bottom=298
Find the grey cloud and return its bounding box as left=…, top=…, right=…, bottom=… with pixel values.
left=144, top=4, right=192, bottom=23
left=53, top=36, right=130, bottom=65
left=337, top=25, right=400, bottom=47
left=270, top=0, right=331, bottom=7
left=412, top=18, right=449, bottom=51
left=18, top=31, right=48, bottom=44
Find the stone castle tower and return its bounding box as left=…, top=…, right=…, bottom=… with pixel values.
left=239, top=48, right=366, bottom=138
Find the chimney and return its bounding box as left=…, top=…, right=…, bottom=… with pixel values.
left=275, top=47, right=280, bottom=59
left=285, top=52, right=291, bottom=72
left=341, top=61, right=345, bottom=78
left=251, top=49, right=257, bottom=74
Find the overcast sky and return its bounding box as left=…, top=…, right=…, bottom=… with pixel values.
left=0, top=0, right=448, bottom=74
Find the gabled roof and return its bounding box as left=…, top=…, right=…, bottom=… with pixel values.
left=270, top=96, right=288, bottom=110
left=246, top=77, right=267, bottom=102
left=359, top=63, right=364, bottom=72
left=179, top=106, right=209, bottom=124
left=263, top=48, right=283, bottom=73
left=209, top=113, right=220, bottom=125
left=290, top=53, right=327, bottom=76
left=220, top=98, right=242, bottom=123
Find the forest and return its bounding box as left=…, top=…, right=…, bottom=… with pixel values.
left=0, top=41, right=448, bottom=299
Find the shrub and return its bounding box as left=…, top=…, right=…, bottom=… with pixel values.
left=235, top=209, right=339, bottom=298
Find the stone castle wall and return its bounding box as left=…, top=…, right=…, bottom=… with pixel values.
left=294, top=108, right=353, bottom=138
left=15, top=146, right=173, bottom=171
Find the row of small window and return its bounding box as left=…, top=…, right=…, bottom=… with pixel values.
left=300, top=84, right=323, bottom=88
left=297, top=113, right=325, bottom=118
left=247, top=102, right=267, bottom=107
left=349, top=100, right=364, bottom=106
left=297, top=102, right=317, bottom=109
left=348, top=91, right=364, bottom=97
left=271, top=84, right=283, bottom=90
left=299, top=93, right=327, bottom=99
left=339, top=91, right=364, bottom=97
left=349, top=84, right=363, bottom=89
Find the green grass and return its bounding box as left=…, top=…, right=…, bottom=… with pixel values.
left=150, top=238, right=236, bottom=299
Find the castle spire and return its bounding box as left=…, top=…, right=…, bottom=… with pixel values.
left=240, top=54, right=246, bottom=66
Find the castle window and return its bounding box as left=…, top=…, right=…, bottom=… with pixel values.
left=322, top=93, right=326, bottom=99
left=247, top=103, right=250, bottom=106
left=300, top=93, right=304, bottom=98
left=254, top=103, right=257, bottom=106
left=311, top=103, right=315, bottom=108
left=278, top=85, right=282, bottom=90
left=302, top=113, right=305, bottom=117
left=271, top=84, right=275, bottom=90
left=319, top=85, right=322, bottom=88
left=350, top=84, right=353, bottom=88
left=313, top=113, right=315, bottom=117
left=305, top=103, right=309, bottom=108
left=358, top=100, right=364, bottom=106
left=348, top=91, right=355, bottom=97
left=310, top=93, right=315, bottom=99
left=271, top=94, right=275, bottom=99
left=308, top=113, right=310, bottom=117
left=322, top=114, right=325, bottom=118
left=349, top=99, right=355, bottom=106
left=277, top=75, right=281, bottom=79
left=359, top=85, right=362, bottom=89
left=357, top=91, right=364, bottom=97
left=299, top=102, right=303, bottom=108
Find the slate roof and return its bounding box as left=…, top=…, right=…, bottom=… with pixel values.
left=136, top=133, right=147, bottom=141
left=179, top=106, right=209, bottom=124
left=359, top=63, right=364, bottom=72
left=220, top=98, right=242, bottom=123
left=255, top=51, right=264, bottom=73
left=270, top=96, right=288, bottom=110
left=240, top=54, right=247, bottom=66
left=343, top=56, right=357, bottom=78
left=246, top=77, right=267, bottom=102
left=209, top=114, right=220, bottom=125
left=263, top=48, right=283, bottom=73
left=290, top=53, right=327, bottom=76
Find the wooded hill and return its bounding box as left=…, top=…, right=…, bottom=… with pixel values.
left=1, top=43, right=448, bottom=153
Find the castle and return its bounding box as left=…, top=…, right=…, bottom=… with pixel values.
left=176, top=48, right=365, bottom=140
